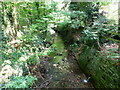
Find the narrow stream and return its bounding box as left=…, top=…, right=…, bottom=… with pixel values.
left=35, top=34, right=94, bottom=88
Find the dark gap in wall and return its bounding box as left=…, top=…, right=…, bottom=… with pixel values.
left=102, top=76, right=106, bottom=80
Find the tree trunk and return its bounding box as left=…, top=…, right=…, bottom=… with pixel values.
left=3, top=3, right=13, bottom=40
left=118, top=2, right=120, bottom=33
left=0, top=2, right=3, bottom=70
left=118, top=2, right=120, bottom=50
left=12, top=3, right=18, bottom=39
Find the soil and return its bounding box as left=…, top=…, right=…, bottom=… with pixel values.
left=33, top=49, right=94, bottom=88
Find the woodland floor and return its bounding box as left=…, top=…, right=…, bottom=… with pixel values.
left=33, top=49, right=94, bottom=88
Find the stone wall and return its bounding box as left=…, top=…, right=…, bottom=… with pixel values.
left=77, top=46, right=119, bottom=88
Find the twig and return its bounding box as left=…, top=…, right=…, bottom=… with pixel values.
left=97, top=39, right=103, bottom=50
left=39, top=76, right=52, bottom=88
left=76, top=44, right=84, bottom=56
left=25, top=63, right=31, bottom=75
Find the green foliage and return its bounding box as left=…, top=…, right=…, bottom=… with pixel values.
left=38, top=44, right=57, bottom=56
left=1, top=1, right=119, bottom=88
left=2, top=75, right=37, bottom=88
left=27, top=55, right=38, bottom=65
left=99, top=2, right=110, bottom=6
left=103, top=48, right=120, bottom=59
left=70, top=11, right=87, bottom=29
left=0, top=2, right=59, bottom=88
left=69, top=2, right=99, bottom=24
left=18, top=2, right=57, bottom=29
left=55, top=2, right=98, bottom=31
left=55, top=2, right=100, bottom=44
left=81, top=29, right=98, bottom=46
left=80, top=14, right=118, bottom=47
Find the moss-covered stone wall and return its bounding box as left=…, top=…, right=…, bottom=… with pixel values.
left=77, top=46, right=119, bottom=88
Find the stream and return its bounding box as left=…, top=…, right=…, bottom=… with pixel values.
left=34, top=34, right=94, bottom=88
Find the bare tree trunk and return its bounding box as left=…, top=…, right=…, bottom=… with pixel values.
left=118, top=2, right=120, bottom=33
left=12, top=3, right=18, bottom=39
left=118, top=2, right=120, bottom=51
left=0, top=2, right=3, bottom=70
left=3, top=3, right=13, bottom=40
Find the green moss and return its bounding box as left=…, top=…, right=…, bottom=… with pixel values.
left=49, top=34, right=67, bottom=64
left=77, top=46, right=119, bottom=88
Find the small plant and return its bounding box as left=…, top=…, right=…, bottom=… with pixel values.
left=1, top=75, right=37, bottom=88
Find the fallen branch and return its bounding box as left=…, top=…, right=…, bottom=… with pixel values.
left=39, top=76, right=52, bottom=88
left=76, top=44, right=84, bottom=57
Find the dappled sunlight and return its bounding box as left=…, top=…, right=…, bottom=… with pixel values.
left=19, top=54, right=30, bottom=62
left=0, top=64, right=23, bottom=83
left=17, top=31, right=23, bottom=38
left=103, top=43, right=119, bottom=50
left=101, top=43, right=120, bottom=60
left=100, top=2, right=118, bottom=23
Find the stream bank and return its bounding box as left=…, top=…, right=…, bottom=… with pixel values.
left=77, top=45, right=119, bottom=88
left=53, top=24, right=120, bottom=88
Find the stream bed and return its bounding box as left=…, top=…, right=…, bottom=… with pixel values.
left=34, top=34, right=94, bottom=88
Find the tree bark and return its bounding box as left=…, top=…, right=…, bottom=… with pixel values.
left=12, top=3, right=18, bottom=39
left=3, top=3, right=13, bottom=40
left=118, top=2, right=120, bottom=33
left=118, top=2, right=120, bottom=50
